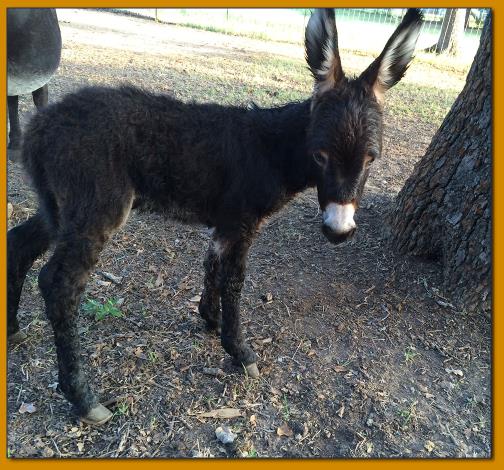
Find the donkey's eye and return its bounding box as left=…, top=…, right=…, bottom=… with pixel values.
left=313, top=151, right=328, bottom=167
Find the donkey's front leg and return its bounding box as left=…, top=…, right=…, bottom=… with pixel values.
left=199, top=238, right=222, bottom=333
left=218, top=235, right=259, bottom=378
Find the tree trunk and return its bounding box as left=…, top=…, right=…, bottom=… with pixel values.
left=464, top=9, right=471, bottom=29
left=447, top=9, right=466, bottom=55
left=425, top=9, right=466, bottom=55
left=388, top=13, right=491, bottom=315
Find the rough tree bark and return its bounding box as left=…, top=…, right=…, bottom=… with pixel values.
left=388, top=13, right=491, bottom=315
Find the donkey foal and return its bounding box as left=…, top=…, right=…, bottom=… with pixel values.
left=8, top=9, right=422, bottom=424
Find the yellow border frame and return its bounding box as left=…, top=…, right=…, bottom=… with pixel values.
left=1, top=1, right=499, bottom=467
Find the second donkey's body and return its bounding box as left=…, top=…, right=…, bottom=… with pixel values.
left=8, top=9, right=423, bottom=424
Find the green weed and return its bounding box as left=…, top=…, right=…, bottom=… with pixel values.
left=83, top=298, right=123, bottom=321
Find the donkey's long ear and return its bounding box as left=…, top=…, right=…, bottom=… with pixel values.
left=359, top=8, right=423, bottom=103
left=305, top=8, right=344, bottom=96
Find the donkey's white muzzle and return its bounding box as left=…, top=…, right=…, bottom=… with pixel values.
left=322, top=202, right=356, bottom=234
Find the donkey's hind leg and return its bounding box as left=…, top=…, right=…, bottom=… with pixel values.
left=199, top=238, right=222, bottom=333
left=38, top=194, right=133, bottom=424
left=38, top=232, right=112, bottom=424
left=8, top=212, right=53, bottom=342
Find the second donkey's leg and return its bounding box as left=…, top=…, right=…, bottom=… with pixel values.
left=7, top=95, right=21, bottom=152
left=218, top=234, right=259, bottom=378
left=32, top=84, right=49, bottom=110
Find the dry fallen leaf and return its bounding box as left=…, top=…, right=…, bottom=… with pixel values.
left=133, top=346, right=145, bottom=358
left=19, top=402, right=37, bottom=414
left=199, top=408, right=243, bottom=419
left=189, top=294, right=201, bottom=303
left=334, top=365, right=348, bottom=373
left=155, top=271, right=164, bottom=287
left=202, top=367, right=225, bottom=377
left=249, top=414, right=257, bottom=427
left=277, top=423, right=293, bottom=437
left=424, top=440, right=436, bottom=452
left=446, top=368, right=464, bottom=377
left=337, top=404, right=345, bottom=418
left=261, top=292, right=273, bottom=303
left=99, top=271, right=123, bottom=284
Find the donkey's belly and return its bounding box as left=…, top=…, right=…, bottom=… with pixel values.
left=134, top=195, right=212, bottom=227
left=7, top=64, right=57, bottom=96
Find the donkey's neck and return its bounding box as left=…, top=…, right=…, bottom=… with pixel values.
left=249, top=99, right=316, bottom=194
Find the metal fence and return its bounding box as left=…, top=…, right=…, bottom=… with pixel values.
left=114, top=8, right=488, bottom=63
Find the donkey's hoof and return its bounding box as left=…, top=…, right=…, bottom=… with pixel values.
left=80, top=404, right=113, bottom=425
left=245, top=362, right=260, bottom=379
left=8, top=331, right=27, bottom=344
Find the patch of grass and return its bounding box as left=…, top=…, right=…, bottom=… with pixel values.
left=386, top=82, right=460, bottom=127
left=281, top=394, right=290, bottom=421
left=148, top=350, right=159, bottom=364
left=140, top=306, right=150, bottom=317
left=398, top=408, right=413, bottom=429
left=161, top=50, right=459, bottom=127
left=154, top=8, right=307, bottom=44
left=177, top=21, right=271, bottom=42
left=247, top=447, right=258, bottom=458
left=115, top=402, right=130, bottom=416
left=398, top=400, right=419, bottom=429
left=404, top=345, right=419, bottom=364
left=65, top=32, right=463, bottom=128
left=205, top=395, right=218, bottom=409
left=83, top=298, right=123, bottom=321
left=191, top=340, right=202, bottom=352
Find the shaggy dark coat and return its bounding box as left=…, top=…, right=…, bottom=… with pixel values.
left=8, top=8, right=423, bottom=423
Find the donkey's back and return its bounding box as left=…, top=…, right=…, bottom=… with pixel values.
left=23, top=85, right=283, bottom=229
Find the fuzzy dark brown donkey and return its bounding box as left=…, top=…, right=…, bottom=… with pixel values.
left=8, top=9, right=422, bottom=424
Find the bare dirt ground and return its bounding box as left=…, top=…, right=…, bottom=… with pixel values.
left=7, top=10, right=491, bottom=459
